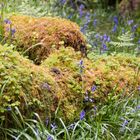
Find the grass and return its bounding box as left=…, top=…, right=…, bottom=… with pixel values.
left=0, top=0, right=140, bottom=139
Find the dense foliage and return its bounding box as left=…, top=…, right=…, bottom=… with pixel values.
left=0, top=0, right=140, bottom=140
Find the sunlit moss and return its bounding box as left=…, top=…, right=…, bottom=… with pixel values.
left=7, top=14, right=87, bottom=64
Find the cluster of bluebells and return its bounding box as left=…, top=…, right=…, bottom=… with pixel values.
left=112, top=16, right=118, bottom=32
left=78, top=4, right=85, bottom=18
left=4, top=19, right=16, bottom=36
left=120, top=118, right=129, bottom=132
left=93, top=33, right=111, bottom=52
left=81, top=12, right=90, bottom=33
left=79, top=60, right=84, bottom=74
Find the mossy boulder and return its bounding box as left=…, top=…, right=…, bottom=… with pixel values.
left=0, top=45, right=84, bottom=124
left=1, top=44, right=140, bottom=125
left=42, top=47, right=140, bottom=102
left=6, top=15, right=86, bottom=64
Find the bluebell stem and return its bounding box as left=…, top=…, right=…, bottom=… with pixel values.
left=80, top=110, right=85, bottom=120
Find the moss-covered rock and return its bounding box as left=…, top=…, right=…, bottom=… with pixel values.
left=0, top=44, right=140, bottom=125
left=43, top=47, right=140, bottom=102
left=0, top=45, right=84, bottom=124
left=6, top=15, right=86, bottom=64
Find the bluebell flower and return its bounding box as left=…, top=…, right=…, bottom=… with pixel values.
left=78, top=4, right=84, bottom=18
left=47, top=135, right=53, bottom=140
left=112, top=24, right=117, bottom=32
left=79, top=60, right=83, bottom=66
left=93, top=19, right=97, bottom=27
left=113, top=16, right=118, bottom=25
left=138, top=39, right=140, bottom=44
left=80, top=110, right=85, bottom=120
left=127, top=20, right=133, bottom=25
left=132, top=24, right=137, bottom=32
left=7, top=106, right=12, bottom=111
left=122, top=28, right=125, bottom=34
left=4, top=19, right=11, bottom=24
left=102, top=43, right=108, bottom=51
left=51, top=123, right=57, bottom=132
left=68, top=123, right=75, bottom=130
left=91, top=85, right=96, bottom=92
left=11, top=28, right=16, bottom=36
left=121, top=119, right=129, bottom=130
left=60, top=0, right=66, bottom=5
left=95, top=33, right=100, bottom=39
left=45, top=118, right=49, bottom=126
left=136, top=105, right=140, bottom=110
left=42, top=83, right=51, bottom=91
left=79, top=60, right=84, bottom=74
left=67, top=13, right=73, bottom=19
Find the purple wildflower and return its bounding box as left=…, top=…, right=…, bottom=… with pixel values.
left=80, top=110, right=85, bottom=120
left=51, top=123, right=57, bottom=132
left=7, top=106, right=12, bottom=111
left=132, top=24, right=137, bottom=32
left=47, top=135, right=53, bottom=140
left=60, top=0, right=66, bottom=5
left=136, top=105, right=140, bottom=110
left=113, top=16, right=118, bottom=25
left=93, top=19, right=97, bottom=27
left=79, top=60, right=84, bottom=74
left=42, top=83, right=51, bottom=91
left=78, top=4, right=84, bottom=18
left=138, top=39, right=140, bottom=44
left=120, top=118, right=129, bottom=132
left=122, top=28, right=125, bottom=34
left=11, top=28, right=16, bottom=36
left=4, top=19, right=11, bottom=24
left=138, top=86, right=140, bottom=91
left=127, top=20, right=133, bottom=25
left=68, top=123, right=75, bottom=130
left=91, top=85, right=96, bottom=92
left=112, top=24, right=117, bottom=32
left=102, top=43, right=108, bottom=51
left=95, top=33, right=100, bottom=39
